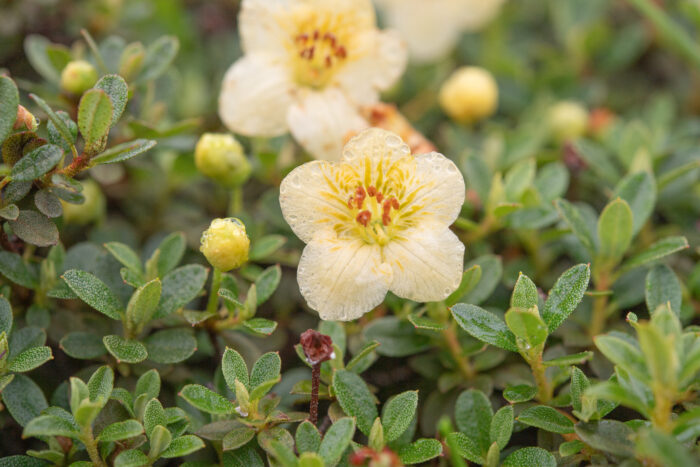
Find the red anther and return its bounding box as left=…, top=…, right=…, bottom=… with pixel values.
left=391, top=197, right=399, bottom=210
left=308, top=46, right=315, bottom=59
left=376, top=192, right=384, bottom=203
left=313, top=29, right=319, bottom=40
left=367, top=186, right=377, bottom=197
left=354, top=186, right=366, bottom=209
left=296, top=33, right=309, bottom=43
left=335, top=46, right=347, bottom=59
left=356, top=210, right=371, bottom=227
left=382, top=199, right=392, bottom=211
left=325, top=55, right=332, bottom=68
left=347, top=197, right=354, bottom=209
left=323, top=32, right=337, bottom=46
left=382, top=212, right=391, bottom=226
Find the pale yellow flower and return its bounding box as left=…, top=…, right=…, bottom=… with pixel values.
left=219, top=0, right=407, bottom=160
left=280, top=128, right=465, bottom=321
left=375, top=0, right=506, bottom=63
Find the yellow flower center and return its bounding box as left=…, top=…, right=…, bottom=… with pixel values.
left=346, top=185, right=401, bottom=246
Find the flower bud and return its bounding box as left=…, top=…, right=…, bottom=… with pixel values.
left=439, top=66, right=498, bottom=124
left=60, top=60, right=98, bottom=95
left=13, top=105, right=38, bottom=131
left=61, top=179, right=106, bottom=225
left=300, top=329, right=334, bottom=365
left=200, top=218, right=250, bottom=271
left=548, top=101, right=589, bottom=143
left=195, top=133, right=252, bottom=188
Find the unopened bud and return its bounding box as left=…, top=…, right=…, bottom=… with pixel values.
left=61, top=179, right=106, bottom=225
left=439, top=66, right=498, bottom=124
left=195, top=133, right=252, bottom=188
left=548, top=101, right=589, bottom=143
left=60, top=60, right=98, bottom=95
left=13, top=105, right=38, bottom=131
left=200, top=218, right=250, bottom=271
left=300, top=329, right=334, bottom=365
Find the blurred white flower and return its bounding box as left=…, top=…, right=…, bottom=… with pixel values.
left=219, top=0, right=407, bottom=160
left=280, top=128, right=465, bottom=321
left=375, top=0, right=506, bottom=63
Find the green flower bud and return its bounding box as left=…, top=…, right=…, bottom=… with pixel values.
left=200, top=218, right=250, bottom=271
left=61, top=179, right=106, bottom=225
left=60, top=60, right=98, bottom=95
left=548, top=101, right=589, bottom=143
left=195, top=133, right=252, bottom=188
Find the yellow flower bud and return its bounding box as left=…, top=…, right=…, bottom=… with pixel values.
left=548, top=101, right=589, bottom=143
left=195, top=133, right=252, bottom=188
left=60, top=60, right=98, bottom=95
left=439, top=66, right=498, bottom=124
left=200, top=218, right=250, bottom=271
left=61, top=179, right=105, bottom=225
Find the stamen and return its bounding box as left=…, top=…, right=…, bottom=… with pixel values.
left=356, top=210, right=371, bottom=227
left=376, top=192, right=384, bottom=203
left=335, top=46, right=347, bottom=59
left=391, top=197, right=399, bottom=210
left=354, top=186, right=366, bottom=209
left=367, top=186, right=377, bottom=197
left=325, top=56, right=332, bottom=68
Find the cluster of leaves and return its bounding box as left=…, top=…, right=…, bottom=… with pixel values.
left=1, top=0, right=699, bottom=466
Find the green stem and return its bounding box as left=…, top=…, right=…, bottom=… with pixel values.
left=206, top=268, right=223, bottom=315
left=229, top=186, right=243, bottom=217
left=528, top=349, right=552, bottom=404
left=81, top=424, right=106, bottom=467
left=589, top=273, right=610, bottom=338
left=443, top=323, right=476, bottom=381
left=464, top=214, right=497, bottom=244
left=626, top=0, right=700, bottom=69
left=651, top=384, right=674, bottom=433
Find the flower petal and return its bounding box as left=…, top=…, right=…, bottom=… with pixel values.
left=239, top=0, right=291, bottom=56
left=335, top=30, right=407, bottom=105
left=298, top=232, right=391, bottom=321
left=279, top=160, right=351, bottom=243
left=219, top=54, right=295, bottom=137
left=341, top=127, right=410, bottom=163
left=385, top=224, right=465, bottom=302
left=287, top=88, right=367, bottom=160
left=400, top=151, right=465, bottom=226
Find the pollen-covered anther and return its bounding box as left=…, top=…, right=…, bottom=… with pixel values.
left=356, top=210, right=371, bottom=227
left=381, top=197, right=400, bottom=226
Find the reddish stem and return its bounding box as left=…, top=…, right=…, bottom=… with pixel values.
left=309, top=363, right=321, bottom=425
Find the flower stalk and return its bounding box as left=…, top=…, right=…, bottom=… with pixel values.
left=300, top=329, right=334, bottom=426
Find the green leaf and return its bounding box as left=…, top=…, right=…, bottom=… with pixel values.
left=541, top=264, right=590, bottom=333
left=97, top=419, right=143, bottom=442
left=451, top=303, right=518, bottom=352
left=3, top=374, right=48, bottom=426
left=505, top=307, right=548, bottom=347
left=250, top=352, right=281, bottom=390
left=501, top=447, right=556, bottom=467
left=257, top=426, right=294, bottom=457
left=597, top=198, right=633, bottom=268
left=255, top=265, right=281, bottom=305
left=161, top=435, right=206, bottom=458
left=78, top=89, right=113, bottom=149
left=94, top=74, right=128, bottom=126
left=46, top=110, right=78, bottom=151
left=645, top=265, right=681, bottom=316
left=554, top=199, right=597, bottom=255
left=446, top=432, right=484, bottom=464
left=0, top=204, right=19, bottom=220
left=135, top=369, right=161, bottom=400
left=407, top=313, right=447, bottom=331
left=102, top=335, right=147, bottom=364
left=503, top=384, right=537, bottom=403
left=621, top=236, right=689, bottom=272
left=0, top=76, right=19, bottom=143
left=333, top=369, right=378, bottom=435
left=179, top=384, right=234, bottom=415
left=24, top=35, right=62, bottom=83
left=145, top=328, right=197, bottom=364
left=636, top=323, right=676, bottom=387
left=137, top=36, right=179, bottom=83
left=446, top=265, right=482, bottom=307
left=23, top=414, right=80, bottom=439
left=8, top=210, right=59, bottom=247
left=126, top=279, right=161, bottom=332
left=155, top=231, right=186, bottom=277
left=60, top=332, right=107, bottom=359
left=104, top=242, right=142, bottom=274
left=90, top=138, right=157, bottom=165
left=382, top=391, right=418, bottom=442
left=0, top=251, right=38, bottom=288
left=28, top=94, right=73, bottom=146
left=511, top=273, right=539, bottom=309
left=460, top=255, right=503, bottom=305
left=241, top=318, right=277, bottom=336
left=0, top=297, right=13, bottom=335
left=398, top=438, right=443, bottom=465
left=8, top=346, right=52, bottom=372
left=62, top=269, right=123, bottom=320
left=346, top=340, right=380, bottom=371
left=559, top=439, right=585, bottom=457
left=363, top=317, right=432, bottom=357
left=490, top=405, right=514, bottom=449
left=249, top=235, right=286, bottom=261
left=455, top=389, right=492, bottom=453
left=613, top=171, right=656, bottom=235
left=574, top=420, right=635, bottom=457
left=517, top=406, right=574, bottom=434
left=223, top=426, right=257, bottom=451
left=318, top=417, right=355, bottom=466
left=594, top=335, right=649, bottom=381
left=154, top=264, right=208, bottom=319
left=222, top=347, right=250, bottom=391
left=296, top=421, right=321, bottom=453
left=143, top=398, right=166, bottom=438
left=542, top=351, right=593, bottom=367
left=0, top=456, right=49, bottom=467
left=34, top=189, right=62, bottom=218
left=114, top=449, right=149, bottom=467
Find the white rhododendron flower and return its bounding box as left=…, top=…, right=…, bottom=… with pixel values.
left=375, top=0, right=506, bottom=63
left=219, top=0, right=407, bottom=160
left=280, top=128, right=466, bottom=321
